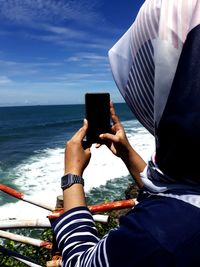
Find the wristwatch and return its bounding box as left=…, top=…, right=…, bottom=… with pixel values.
left=61, top=173, right=84, bottom=190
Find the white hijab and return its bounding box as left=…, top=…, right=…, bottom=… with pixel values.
left=109, top=0, right=200, bottom=207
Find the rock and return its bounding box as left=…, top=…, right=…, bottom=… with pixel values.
left=125, top=183, right=139, bottom=199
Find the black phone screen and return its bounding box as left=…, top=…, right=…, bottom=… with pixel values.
left=85, top=93, right=110, bottom=144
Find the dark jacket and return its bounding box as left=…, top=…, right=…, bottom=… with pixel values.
left=52, top=195, right=200, bottom=267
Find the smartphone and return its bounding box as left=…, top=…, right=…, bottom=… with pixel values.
left=85, top=93, right=111, bottom=144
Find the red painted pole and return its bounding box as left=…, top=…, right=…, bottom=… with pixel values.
left=48, top=199, right=136, bottom=220
left=89, top=199, right=136, bottom=213
left=0, top=184, right=54, bottom=211
left=0, top=184, right=23, bottom=199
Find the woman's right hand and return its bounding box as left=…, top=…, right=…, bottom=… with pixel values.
left=99, top=102, right=132, bottom=161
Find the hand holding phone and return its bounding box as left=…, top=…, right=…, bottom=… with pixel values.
left=85, top=93, right=111, bottom=144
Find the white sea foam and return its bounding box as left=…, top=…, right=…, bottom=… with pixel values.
left=0, top=120, right=154, bottom=219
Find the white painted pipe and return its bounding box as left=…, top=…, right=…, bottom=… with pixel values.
left=0, top=214, right=109, bottom=230
left=92, top=214, right=109, bottom=223
left=0, top=218, right=50, bottom=229
left=23, top=195, right=55, bottom=211
left=0, top=230, right=52, bottom=249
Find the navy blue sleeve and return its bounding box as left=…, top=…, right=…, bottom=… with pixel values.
left=52, top=204, right=171, bottom=267
left=106, top=210, right=171, bottom=267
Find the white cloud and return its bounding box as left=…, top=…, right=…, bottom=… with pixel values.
left=0, top=75, right=12, bottom=84
left=0, top=0, right=101, bottom=27
left=65, top=52, right=110, bottom=73
left=0, top=0, right=120, bottom=51
left=0, top=57, right=111, bottom=86
left=67, top=53, right=107, bottom=62
left=0, top=59, right=63, bottom=71
left=42, top=25, right=87, bottom=40
left=26, top=32, right=111, bottom=51
left=0, top=59, right=67, bottom=84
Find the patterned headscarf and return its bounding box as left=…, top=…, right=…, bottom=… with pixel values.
left=109, top=0, right=200, bottom=205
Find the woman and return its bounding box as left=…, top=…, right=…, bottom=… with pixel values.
left=52, top=1, right=200, bottom=266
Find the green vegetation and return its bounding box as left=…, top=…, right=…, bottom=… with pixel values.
left=0, top=229, right=53, bottom=267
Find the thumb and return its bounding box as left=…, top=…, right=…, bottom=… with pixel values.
left=75, top=119, right=88, bottom=140
left=82, top=118, right=88, bottom=131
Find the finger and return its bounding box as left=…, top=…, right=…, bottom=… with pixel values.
left=85, top=147, right=91, bottom=156
left=99, top=133, right=119, bottom=143
left=83, top=118, right=88, bottom=129
left=112, top=113, right=121, bottom=125
left=110, top=101, right=116, bottom=117
left=74, top=119, right=88, bottom=140
left=111, top=125, right=116, bottom=133
left=95, top=143, right=102, bottom=148
left=110, top=103, right=121, bottom=125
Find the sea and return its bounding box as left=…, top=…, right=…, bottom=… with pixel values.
left=0, top=103, right=154, bottom=220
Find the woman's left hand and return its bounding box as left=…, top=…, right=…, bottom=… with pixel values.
left=64, top=119, right=91, bottom=176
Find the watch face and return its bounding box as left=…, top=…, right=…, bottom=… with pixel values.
left=61, top=174, right=71, bottom=188
left=61, top=174, right=84, bottom=189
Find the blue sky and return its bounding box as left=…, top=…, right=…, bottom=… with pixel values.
left=0, top=0, right=144, bottom=106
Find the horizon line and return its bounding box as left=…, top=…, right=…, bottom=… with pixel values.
left=0, top=101, right=125, bottom=108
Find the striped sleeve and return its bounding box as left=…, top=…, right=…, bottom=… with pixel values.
left=52, top=206, right=110, bottom=267
left=52, top=204, right=170, bottom=267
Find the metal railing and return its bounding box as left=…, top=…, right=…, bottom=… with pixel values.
left=0, top=183, right=136, bottom=266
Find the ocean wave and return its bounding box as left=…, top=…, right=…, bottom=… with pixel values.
left=0, top=119, right=155, bottom=219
